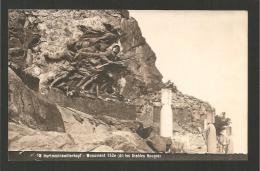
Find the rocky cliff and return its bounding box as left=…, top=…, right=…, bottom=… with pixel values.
left=8, top=68, right=65, bottom=132
left=134, top=82, right=215, bottom=153
left=8, top=10, right=163, bottom=100
left=8, top=10, right=214, bottom=153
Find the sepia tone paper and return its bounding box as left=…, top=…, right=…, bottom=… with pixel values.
left=7, top=10, right=248, bottom=160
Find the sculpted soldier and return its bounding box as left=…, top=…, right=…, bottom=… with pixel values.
left=74, top=44, right=121, bottom=63
left=77, top=45, right=121, bottom=92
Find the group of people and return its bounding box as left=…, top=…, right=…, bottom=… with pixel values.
left=38, top=23, right=129, bottom=100
left=202, top=122, right=233, bottom=154
left=217, top=129, right=233, bottom=154
left=45, top=44, right=128, bottom=99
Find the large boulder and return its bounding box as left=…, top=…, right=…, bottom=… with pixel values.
left=103, top=131, right=154, bottom=153
left=146, top=135, right=171, bottom=153
left=9, top=105, right=155, bottom=153
left=8, top=68, right=65, bottom=132
left=8, top=122, right=73, bottom=151
left=56, top=106, right=111, bottom=148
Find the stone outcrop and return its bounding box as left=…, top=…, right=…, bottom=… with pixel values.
left=8, top=68, right=65, bottom=132
left=120, top=17, right=163, bottom=91
left=8, top=9, right=163, bottom=101
left=134, top=82, right=214, bottom=153
left=9, top=122, right=73, bottom=151
left=45, top=88, right=137, bottom=120
left=8, top=104, right=153, bottom=152
left=135, top=82, right=215, bottom=130
left=8, top=10, right=216, bottom=154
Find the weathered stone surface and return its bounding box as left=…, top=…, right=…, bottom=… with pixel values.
left=8, top=68, right=65, bottom=132
left=8, top=122, right=73, bottom=151
left=120, top=17, right=163, bottom=93
left=146, top=135, right=169, bottom=153
left=8, top=10, right=163, bottom=101
left=104, top=131, right=154, bottom=153
left=9, top=105, right=154, bottom=153
left=172, top=131, right=207, bottom=154
left=9, top=10, right=42, bottom=69
left=136, top=86, right=215, bottom=129
left=8, top=10, right=217, bottom=154
left=171, top=140, right=185, bottom=153
left=46, top=88, right=136, bottom=120
left=134, top=81, right=214, bottom=152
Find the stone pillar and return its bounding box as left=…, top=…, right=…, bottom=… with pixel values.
left=160, top=88, right=173, bottom=138
left=206, top=123, right=217, bottom=153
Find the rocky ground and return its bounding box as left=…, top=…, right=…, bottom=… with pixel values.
left=9, top=105, right=153, bottom=152
left=8, top=63, right=206, bottom=153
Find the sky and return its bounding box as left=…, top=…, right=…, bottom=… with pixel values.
left=129, top=10, right=248, bottom=154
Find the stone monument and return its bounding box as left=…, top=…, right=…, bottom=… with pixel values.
left=160, top=88, right=173, bottom=138
left=205, top=122, right=217, bottom=153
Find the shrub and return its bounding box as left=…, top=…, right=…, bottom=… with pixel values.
left=214, top=115, right=231, bottom=136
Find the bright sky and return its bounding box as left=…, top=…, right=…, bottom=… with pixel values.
left=129, top=10, right=248, bottom=154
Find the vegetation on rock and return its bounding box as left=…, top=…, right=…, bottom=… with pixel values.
left=214, top=113, right=231, bottom=136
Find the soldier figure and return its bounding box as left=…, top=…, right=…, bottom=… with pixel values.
left=74, top=44, right=121, bottom=63
left=75, top=45, right=121, bottom=92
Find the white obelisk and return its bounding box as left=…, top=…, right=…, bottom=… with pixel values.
left=160, top=88, right=173, bottom=138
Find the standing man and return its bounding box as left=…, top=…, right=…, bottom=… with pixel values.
left=218, top=130, right=228, bottom=153
left=226, top=134, right=234, bottom=154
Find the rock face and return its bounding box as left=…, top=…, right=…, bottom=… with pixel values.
left=45, top=88, right=137, bottom=120
left=8, top=68, right=65, bottom=132
left=8, top=10, right=215, bottom=153
left=135, top=82, right=215, bottom=130
left=9, top=122, right=73, bottom=151
left=8, top=10, right=163, bottom=101
left=120, top=18, right=163, bottom=91
left=134, top=82, right=214, bottom=153
left=8, top=105, right=153, bottom=152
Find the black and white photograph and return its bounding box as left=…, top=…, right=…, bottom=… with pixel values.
left=7, top=9, right=248, bottom=160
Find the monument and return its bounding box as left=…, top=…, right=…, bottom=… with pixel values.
left=205, top=122, right=217, bottom=153
left=160, top=88, right=173, bottom=138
